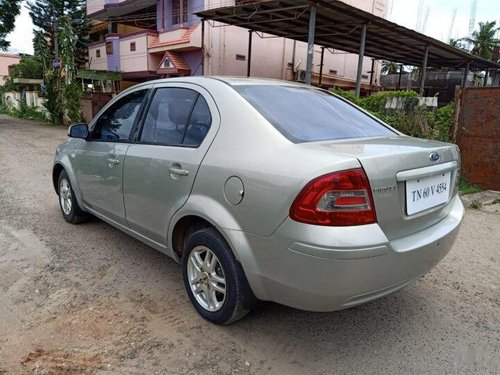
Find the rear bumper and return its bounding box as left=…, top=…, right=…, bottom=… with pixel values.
left=229, top=196, right=464, bottom=311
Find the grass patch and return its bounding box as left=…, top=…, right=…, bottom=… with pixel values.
left=470, top=199, right=482, bottom=209
left=458, top=178, right=483, bottom=195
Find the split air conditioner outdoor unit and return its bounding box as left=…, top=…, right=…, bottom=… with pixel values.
left=295, top=69, right=306, bottom=82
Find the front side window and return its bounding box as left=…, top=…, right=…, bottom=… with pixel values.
left=140, top=88, right=211, bottom=147
left=235, top=85, right=395, bottom=143
left=91, top=90, right=147, bottom=141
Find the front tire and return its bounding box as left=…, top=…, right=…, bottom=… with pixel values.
left=58, top=170, right=89, bottom=224
left=182, top=227, right=256, bottom=325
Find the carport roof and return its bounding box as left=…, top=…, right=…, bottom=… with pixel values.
left=196, top=0, right=500, bottom=71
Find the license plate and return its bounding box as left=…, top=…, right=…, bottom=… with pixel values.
left=406, top=172, right=451, bottom=215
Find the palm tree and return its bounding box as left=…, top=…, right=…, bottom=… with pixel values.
left=461, top=21, right=500, bottom=60
left=381, top=61, right=402, bottom=75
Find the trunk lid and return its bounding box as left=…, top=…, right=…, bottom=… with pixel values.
left=301, top=136, right=460, bottom=240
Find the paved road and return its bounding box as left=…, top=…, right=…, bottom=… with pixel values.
left=0, top=115, right=499, bottom=374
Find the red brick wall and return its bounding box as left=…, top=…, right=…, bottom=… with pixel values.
left=455, top=87, right=500, bottom=190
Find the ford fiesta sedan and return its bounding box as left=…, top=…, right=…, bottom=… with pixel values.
left=53, top=77, right=464, bottom=324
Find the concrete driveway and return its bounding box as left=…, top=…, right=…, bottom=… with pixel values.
left=0, top=115, right=498, bottom=374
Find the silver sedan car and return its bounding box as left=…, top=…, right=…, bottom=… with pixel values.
left=53, top=77, right=464, bottom=324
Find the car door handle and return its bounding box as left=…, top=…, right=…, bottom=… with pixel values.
left=168, top=166, right=189, bottom=176
left=107, top=158, right=120, bottom=166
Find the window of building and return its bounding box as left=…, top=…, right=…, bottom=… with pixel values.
left=362, top=74, right=369, bottom=79
left=130, top=42, right=136, bottom=52
left=329, top=69, right=338, bottom=75
left=172, top=0, right=188, bottom=25
left=106, top=41, right=113, bottom=55
left=235, top=54, right=246, bottom=61
left=96, top=49, right=101, bottom=58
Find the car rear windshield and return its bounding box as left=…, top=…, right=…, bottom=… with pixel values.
left=235, top=85, right=395, bottom=143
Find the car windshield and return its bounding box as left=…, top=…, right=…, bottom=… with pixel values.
left=235, top=85, right=395, bottom=143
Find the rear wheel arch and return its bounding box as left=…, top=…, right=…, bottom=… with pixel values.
left=171, top=215, right=213, bottom=260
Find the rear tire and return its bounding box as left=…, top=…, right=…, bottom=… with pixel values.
left=182, top=227, right=256, bottom=325
left=57, top=170, right=89, bottom=224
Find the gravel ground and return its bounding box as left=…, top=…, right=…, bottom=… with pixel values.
left=0, top=114, right=499, bottom=374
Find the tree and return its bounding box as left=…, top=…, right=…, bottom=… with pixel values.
left=58, top=15, right=78, bottom=83
left=27, top=0, right=90, bottom=65
left=461, top=21, right=500, bottom=60
left=449, top=38, right=468, bottom=51
left=0, top=0, right=22, bottom=50
left=33, top=30, right=51, bottom=75
left=381, top=61, right=403, bottom=75
left=2, top=55, right=44, bottom=92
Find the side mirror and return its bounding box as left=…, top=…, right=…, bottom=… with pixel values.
left=68, top=123, right=89, bottom=139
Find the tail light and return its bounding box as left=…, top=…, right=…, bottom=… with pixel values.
left=290, top=168, right=377, bottom=226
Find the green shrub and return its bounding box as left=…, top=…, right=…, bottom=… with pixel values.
left=470, top=199, right=482, bottom=209
left=7, top=101, right=47, bottom=122
left=431, top=103, right=453, bottom=141
left=331, top=88, right=360, bottom=105
left=63, top=82, right=84, bottom=123
left=458, top=177, right=483, bottom=195
left=331, top=88, right=453, bottom=142
left=361, top=90, right=418, bottom=113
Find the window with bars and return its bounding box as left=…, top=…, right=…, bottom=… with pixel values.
left=172, top=0, right=188, bottom=25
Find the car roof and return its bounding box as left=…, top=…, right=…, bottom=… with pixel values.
left=131, top=76, right=307, bottom=89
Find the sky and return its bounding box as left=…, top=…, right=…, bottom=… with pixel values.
left=5, top=0, right=500, bottom=55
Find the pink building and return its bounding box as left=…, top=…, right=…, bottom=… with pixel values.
left=87, top=0, right=386, bottom=91
left=0, top=53, right=21, bottom=85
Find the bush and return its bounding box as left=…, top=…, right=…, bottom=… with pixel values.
left=361, top=90, right=418, bottom=113
left=63, top=82, right=84, bottom=123
left=0, top=101, right=47, bottom=122
left=332, top=89, right=453, bottom=142
left=431, top=103, right=453, bottom=142
left=331, top=88, right=360, bottom=106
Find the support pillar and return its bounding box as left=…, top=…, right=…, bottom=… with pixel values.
left=201, top=19, right=205, bottom=76
left=369, top=58, right=375, bottom=86
left=483, top=68, right=489, bottom=86
left=319, top=46, right=325, bottom=86
left=462, top=61, right=470, bottom=87
left=419, top=45, right=428, bottom=96
left=397, top=64, right=403, bottom=90
left=355, top=24, right=367, bottom=97
left=247, top=30, right=253, bottom=77
left=305, top=6, right=316, bottom=85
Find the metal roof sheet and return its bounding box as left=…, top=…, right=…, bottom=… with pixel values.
left=196, top=0, right=500, bottom=71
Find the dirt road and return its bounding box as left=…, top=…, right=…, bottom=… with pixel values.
left=0, top=115, right=498, bottom=374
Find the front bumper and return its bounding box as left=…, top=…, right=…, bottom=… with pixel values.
left=229, top=196, right=464, bottom=312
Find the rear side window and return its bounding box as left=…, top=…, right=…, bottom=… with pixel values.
left=140, top=88, right=212, bottom=147
left=235, top=85, right=395, bottom=143
left=183, top=96, right=212, bottom=147
left=141, top=88, right=198, bottom=145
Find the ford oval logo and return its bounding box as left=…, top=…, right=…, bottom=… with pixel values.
left=429, top=152, right=440, bottom=162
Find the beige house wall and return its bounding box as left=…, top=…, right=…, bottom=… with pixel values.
left=87, top=0, right=105, bottom=15
left=88, top=43, right=108, bottom=70
left=0, top=53, right=21, bottom=85
left=87, top=0, right=386, bottom=86
left=202, top=0, right=385, bottom=83
left=119, top=34, right=149, bottom=72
